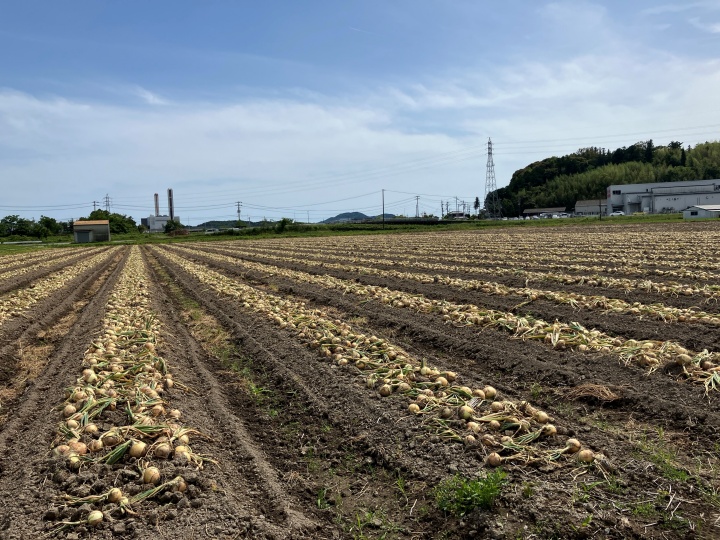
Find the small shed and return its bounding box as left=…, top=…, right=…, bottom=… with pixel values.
left=683, top=205, right=720, bottom=220
left=73, top=220, right=111, bottom=243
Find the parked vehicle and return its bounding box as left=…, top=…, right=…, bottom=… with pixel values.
left=609, top=211, right=625, bottom=216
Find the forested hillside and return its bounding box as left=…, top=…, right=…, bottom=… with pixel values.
left=491, top=141, right=720, bottom=215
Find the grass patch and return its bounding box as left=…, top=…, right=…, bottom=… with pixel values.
left=434, top=470, right=506, bottom=516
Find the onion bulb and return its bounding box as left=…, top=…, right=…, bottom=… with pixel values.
left=174, top=478, right=188, bottom=493
left=486, top=452, right=503, bottom=467
left=69, top=441, right=87, bottom=455
left=154, top=442, right=173, bottom=459
left=565, top=438, right=582, bottom=454
left=483, top=386, right=497, bottom=399
left=490, top=401, right=504, bottom=413
left=464, top=435, right=476, bottom=445
left=142, top=466, right=161, bottom=485
left=488, top=420, right=501, bottom=431
left=87, top=510, right=103, bottom=527
left=472, top=389, right=486, bottom=399
left=541, top=424, right=557, bottom=437
left=129, top=441, right=147, bottom=458
left=54, top=444, right=70, bottom=456
left=467, top=421, right=481, bottom=433
left=174, top=445, right=190, bottom=459
left=88, top=439, right=104, bottom=453
left=440, top=407, right=453, bottom=419
left=408, top=403, right=420, bottom=414
left=577, top=449, right=595, bottom=463
left=107, top=488, right=123, bottom=503
left=458, top=405, right=474, bottom=420
left=62, top=404, right=76, bottom=418
left=168, top=409, right=182, bottom=420
left=66, top=419, right=79, bottom=430
left=378, top=384, right=392, bottom=397
left=533, top=411, right=550, bottom=424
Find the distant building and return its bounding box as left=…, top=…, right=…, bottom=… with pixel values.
left=141, top=215, right=180, bottom=232
left=683, top=205, right=720, bottom=219
left=574, top=200, right=607, bottom=216
left=607, top=179, right=720, bottom=214
left=73, top=220, right=110, bottom=243
left=522, top=207, right=565, bottom=217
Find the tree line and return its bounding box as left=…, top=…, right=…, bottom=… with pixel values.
left=0, top=210, right=139, bottom=239
left=487, top=140, right=720, bottom=215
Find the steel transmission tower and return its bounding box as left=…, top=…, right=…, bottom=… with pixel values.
left=484, top=138, right=501, bottom=219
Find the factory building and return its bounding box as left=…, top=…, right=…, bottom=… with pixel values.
left=73, top=220, right=110, bottom=243
left=606, top=179, right=720, bottom=215
left=141, top=190, right=180, bottom=232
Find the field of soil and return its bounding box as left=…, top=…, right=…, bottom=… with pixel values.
left=0, top=222, right=719, bottom=539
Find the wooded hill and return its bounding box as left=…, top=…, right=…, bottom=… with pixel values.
left=490, top=140, right=720, bottom=215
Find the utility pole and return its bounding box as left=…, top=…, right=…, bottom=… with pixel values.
left=103, top=194, right=111, bottom=212
left=307, top=210, right=309, bottom=224
left=455, top=196, right=459, bottom=212
left=92, top=201, right=98, bottom=211
left=236, top=201, right=242, bottom=222
left=415, top=195, right=420, bottom=218
left=382, top=189, right=385, bottom=229
left=485, top=138, right=501, bottom=219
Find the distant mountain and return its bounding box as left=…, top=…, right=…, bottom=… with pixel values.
left=320, top=212, right=395, bottom=224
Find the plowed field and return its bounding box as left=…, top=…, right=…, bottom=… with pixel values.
left=1, top=222, right=719, bottom=539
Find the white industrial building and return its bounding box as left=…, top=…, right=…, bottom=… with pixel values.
left=683, top=205, right=720, bottom=219
left=140, top=191, right=180, bottom=232
left=607, top=179, right=720, bottom=215
left=141, top=215, right=181, bottom=232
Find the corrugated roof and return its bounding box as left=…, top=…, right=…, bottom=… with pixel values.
left=575, top=200, right=607, bottom=206
left=522, top=207, right=566, bottom=214
left=73, top=220, right=110, bottom=226
left=687, top=205, right=720, bottom=211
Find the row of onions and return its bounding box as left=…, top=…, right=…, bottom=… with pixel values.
left=219, top=242, right=720, bottom=301
left=0, top=248, right=119, bottom=327
left=0, top=246, right=86, bottom=277
left=169, top=245, right=720, bottom=394
left=155, top=246, right=595, bottom=467
left=198, top=244, right=720, bottom=325
left=49, top=247, right=210, bottom=532
left=237, top=228, right=720, bottom=272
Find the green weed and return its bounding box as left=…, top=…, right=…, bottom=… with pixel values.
left=434, top=470, right=506, bottom=516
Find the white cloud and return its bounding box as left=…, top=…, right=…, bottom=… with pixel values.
left=689, top=17, right=720, bottom=32
left=642, top=1, right=720, bottom=16
left=132, top=86, right=169, bottom=106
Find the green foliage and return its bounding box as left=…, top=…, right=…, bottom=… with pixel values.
left=434, top=470, right=506, bottom=516
left=493, top=140, right=720, bottom=215
left=163, top=219, right=186, bottom=234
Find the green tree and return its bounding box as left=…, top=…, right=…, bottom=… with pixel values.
left=39, top=215, right=62, bottom=235
left=164, top=220, right=186, bottom=234
left=473, top=197, right=480, bottom=214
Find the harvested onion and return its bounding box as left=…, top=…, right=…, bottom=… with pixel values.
left=143, top=466, right=161, bottom=485
left=87, top=510, right=103, bottom=527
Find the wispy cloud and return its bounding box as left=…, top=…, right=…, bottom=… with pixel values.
left=689, top=17, right=720, bottom=32
left=641, top=1, right=720, bottom=15
left=132, top=86, right=169, bottom=105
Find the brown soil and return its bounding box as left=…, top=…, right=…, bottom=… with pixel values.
left=1, top=230, right=719, bottom=540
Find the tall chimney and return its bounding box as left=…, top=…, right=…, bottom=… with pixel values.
left=167, top=188, right=174, bottom=221
left=154, top=193, right=159, bottom=217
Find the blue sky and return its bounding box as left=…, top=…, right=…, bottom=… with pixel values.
left=1, top=1, right=720, bottom=223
